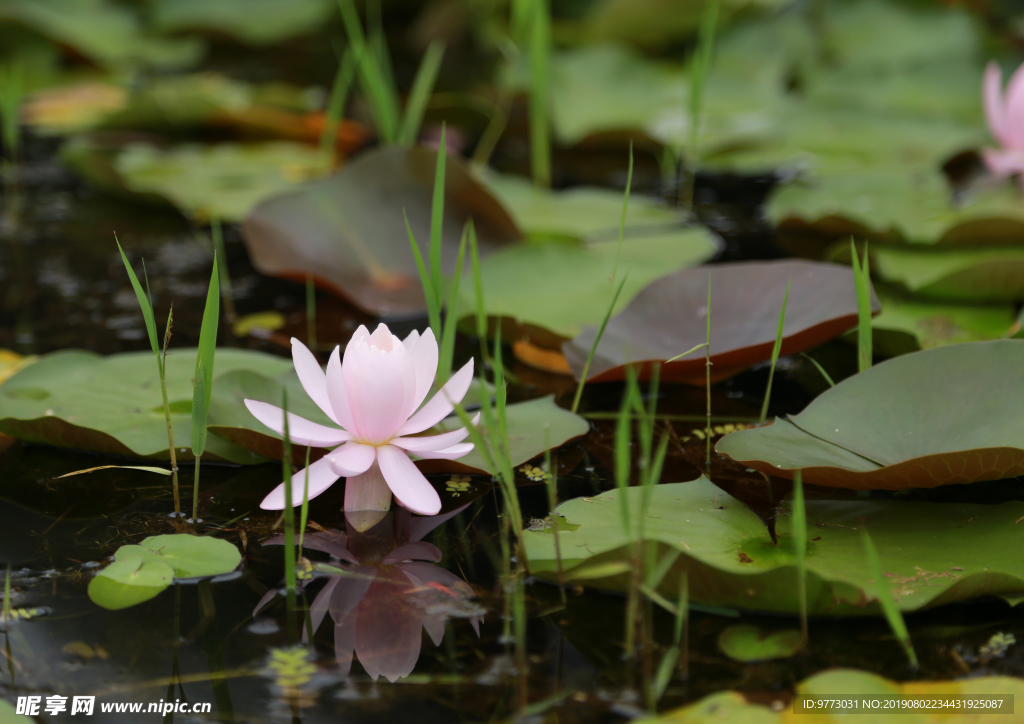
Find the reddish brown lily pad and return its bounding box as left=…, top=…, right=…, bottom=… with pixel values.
left=563, top=260, right=880, bottom=384
left=241, top=147, right=521, bottom=317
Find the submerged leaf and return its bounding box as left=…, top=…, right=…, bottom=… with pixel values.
left=717, top=625, right=804, bottom=662
left=717, top=340, right=1024, bottom=489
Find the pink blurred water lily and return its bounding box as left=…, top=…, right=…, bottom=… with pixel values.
left=982, top=60, right=1024, bottom=185
left=245, top=324, right=475, bottom=517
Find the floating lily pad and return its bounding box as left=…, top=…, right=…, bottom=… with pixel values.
left=717, top=625, right=804, bottom=662
left=0, top=348, right=291, bottom=463
left=525, top=478, right=1024, bottom=615
left=115, top=142, right=323, bottom=222
left=871, top=288, right=1016, bottom=356
left=152, top=0, right=333, bottom=45
left=863, top=244, right=1024, bottom=303
left=465, top=173, right=717, bottom=339
left=563, top=260, right=877, bottom=383
left=89, top=534, right=241, bottom=610
left=638, top=669, right=1024, bottom=723
left=242, top=147, right=521, bottom=317
left=717, top=340, right=1024, bottom=489
left=88, top=557, right=174, bottom=611
left=0, top=0, right=203, bottom=71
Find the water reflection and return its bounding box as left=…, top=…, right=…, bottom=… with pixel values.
left=259, top=506, right=483, bottom=684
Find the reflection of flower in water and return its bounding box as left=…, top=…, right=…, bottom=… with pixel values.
left=258, top=507, right=483, bottom=683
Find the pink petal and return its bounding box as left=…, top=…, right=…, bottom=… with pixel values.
left=329, top=564, right=376, bottom=622
left=398, top=359, right=475, bottom=435
left=326, top=346, right=359, bottom=435
left=344, top=332, right=417, bottom=443
left=422, top=613, right=445, bottom=647
left=376, top=445, right=442, bottom=516
left=391, top=425, right=471, bottom=452
left=244, top=399, right=351, bottom=447
left=983, top=147, right=1024, bottom=177
left=290, top=338, right=338, bottom=424
left=984, top=61, right=1009, bottom=147
left=1006, top=61, right=1024, bottom=148
left=303, top=577, right=340, bottom=642
left=412, top=442, right=474, bottom=460
left=402, top=329, right=421, bottom=346
left=409, top=503, right=471, bottom=541
left=403, top=328, right=438, bottom=416
left=343, top=460, right=393, bottom=528
left=381, top=541, right=442, bottom=564
left=252, top=588, right=278, bottom=618
left=328, top=442, right=376, bottom=476
left=260, top=446, right=360, bottom=509
left=355, top=571, right=423, bottom=682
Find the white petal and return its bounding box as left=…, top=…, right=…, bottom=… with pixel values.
left=328, top=442, right=377, bottom=476
left=405, top=328, right=438, bottom=416
left=259, top=452, right=344, bottom=510
left=398, top=359, right=474, bottom=435
left=412, top=442, right=474, bottom=460
left=376, top=445, right=442, bottom=516
left=290, top=338, right=338, bottom=424
left=344, top=334, right=417, bottom=443
left=326, top=345, right=359, bottom=434
left=244, top=399, right=351, bottom=447
left=392, top=427, right=470, bottom=452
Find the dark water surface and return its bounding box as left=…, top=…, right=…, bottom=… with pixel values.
left=2, top=135, right=1024, bottom=724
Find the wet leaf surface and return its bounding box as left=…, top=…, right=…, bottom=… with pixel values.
left=717, top=625, right=805, bottom=662
left=242, top=147, right=521, bottom=317
left=564, top=260, right=878, bottom=383
left=526, top=478, right=1024, bottom=614
left=717, top=340, right=1024, bottom=489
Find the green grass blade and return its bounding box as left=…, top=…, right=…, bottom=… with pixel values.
left=492, top=325, right=513, bottom=468
left=687, top=0, right=720, bottom=158
left=571, top=272, right=629, bottom=413
left=851, top=239, right=873, bottom=373
left=528, top=0, right=552, bottom=187
left=404, top=210, right=441, bottom=339
left=191, top=255, right=220, bottom=456
left=438, top=224, right=467, bottom=383
left=614, top=368, right=636, bottom=539
left=398, top=41, right=446, bottom=147
left=800, top=352, right=835, bottom=387
left=337, top=0, right=399, bottom=144
left=299, top=446, right=311, bottom=551
left=862, top=529, right=918, bottom=668
left=281, top=391, right=297, bottom=603
left=665, top=343, right=707, bottom=363
left=792, top=470, right=808, bottom=641
left=318, top=47, right=357, bottom=174
left=652, top=647, right=679, bottom=703
left=209, top=217, right=235, bottom=324
left=759, top=277, right=791, bottom=424
left=116, top=238, right=160, bottom=358
left=429, top=125, right=447, bottom=311
left=705, top=274, right=712, bottom=465
left=467, top=220, right=491, bottom=366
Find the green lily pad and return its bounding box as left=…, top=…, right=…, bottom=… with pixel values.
left=115, top=534, right=242, bottom=578
left=152, top=0, right=333, bottom=45
left=864, top=244, right=1024, bottom=303
left=241, top=147, right=521, bottom=317
left=114, top=142, right=323, bottom=222
left=563, top=260, right=877, bottom=383
left=0, top=697, right=34, bottom=722
left=638, top=669, right=1024, bottom=723
left=717, top=625, right=804, bottom=662
left=433, top=394, right=590, bottom=475
left=89, top=534, right=240, bottom=610
left=466, top=173, right=717, bottom=339
left=87, top=557, right=174, bottom=611
left=525, top=478, right=1024, bottom=615
left=0, top=348, right=291, bottom=463
left=871, top=287, right=1016, bottom=356
left=0, top=0, right=203, bottom=71
left=716, top=340, right=1024, bottom=489
left=771, top=170, right=1024, bottom=247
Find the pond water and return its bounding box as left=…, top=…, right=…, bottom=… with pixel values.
left=1, top=133, right=1023, bottom=723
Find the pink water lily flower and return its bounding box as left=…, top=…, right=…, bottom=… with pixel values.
left=245, top=324, right=475, bottom=516
left=982, top=60, right=1024, bottom=184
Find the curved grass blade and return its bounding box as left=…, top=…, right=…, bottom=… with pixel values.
left=398, top=41, right=446, bottom=147
left=862, top=529, right=918, bottom=668
left=53, top=465, right=171, bottom=479
left=115, top=238, right=159, bottom=358
left=851, top=239, right=873, bottom=372
left=759, top=277, right=791, bottom=424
